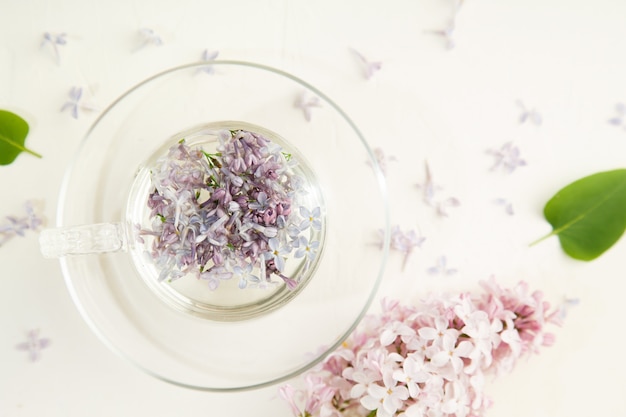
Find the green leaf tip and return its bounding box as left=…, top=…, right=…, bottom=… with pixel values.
left=0, top=110, right=41, bottom=165
left=535, top=169, right=626, bottom=261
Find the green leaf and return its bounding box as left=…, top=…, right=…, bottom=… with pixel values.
left=0, top=110, right=41, bottom=165
left=531, top=169, right=626, bottom=260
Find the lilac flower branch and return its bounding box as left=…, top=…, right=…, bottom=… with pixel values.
left=279, top=277, right=561, bottom=417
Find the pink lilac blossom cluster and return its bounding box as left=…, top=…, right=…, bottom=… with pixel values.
left=279, top=278, right=560, bottom=417
left=139, top=129, right=321, bottom=290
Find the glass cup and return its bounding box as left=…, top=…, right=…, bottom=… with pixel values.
left=40, top=61, right=389, bottom=391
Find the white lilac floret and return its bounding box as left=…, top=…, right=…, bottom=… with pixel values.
left=140, top=129, right=321, bottom=291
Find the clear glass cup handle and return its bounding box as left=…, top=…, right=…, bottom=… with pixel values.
left=39, top=223, right=127, bottom=259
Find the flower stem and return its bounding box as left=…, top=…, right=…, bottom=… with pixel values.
left=529, top=231, right=555, bottom=247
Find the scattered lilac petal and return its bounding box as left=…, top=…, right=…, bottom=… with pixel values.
left=424, top=0, right=464, bottom=50
left=415, top=161, right=460, bottom=217
left=427, top=255, right=457, bottom=276
left=40, top=32, right=67, bottom=65
left=134, top=27, right=163, bottom=52
left=367, top=147, right=397, bottom=177
left=558, top=297, right=580, bottom=320
left=0, top=201, right=44, bottom=246
left=435, top=197, right=461, bottom=217
left=294, top=91, right=321, bottom=122
left=349, top=48, right=382, bottom=80
left=487, top=142, right=527, bottom=173
left=60, top=86, right=98, bottom=119
left=494, top=198, right=514, bottom=215
left=378, top=226, right=425, bottom=270
left=425, top=21, right=456, bottom=50
left=608, top=103, right=626, bottom=131
left=415, top=161, right=439, bottom=206
left=198, top=49, right=219, bottom=75
left=516, top=100, right=542, bottom=126
left=16, top=329, right=51, bottom=362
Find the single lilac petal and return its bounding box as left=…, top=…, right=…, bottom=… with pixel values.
left=202, top=49, right=219, bottom=61
left=494, top=198, right=515, bottom=215
left=294, top=91, right=321, bottom=122
left=349, top=48, right=382, bottom=80
left=41, top=32, right=67, bottom=65
left=16, top=329, right=51, bottom=362
left=60, top=86, right=97, bottom=119
left=368, top=147, right=397, bottom=177
left=133, top=28, right=164, bottom=52
left=198, top=49, right=219, bottom=75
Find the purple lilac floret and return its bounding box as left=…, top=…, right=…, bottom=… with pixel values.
left=16, top=329, right=51, bottom=362
left=140, top=129, right=321, bottom=290
left=0, top=201, right=43, bottom=246
left=279, top=277, right=561, bottom=417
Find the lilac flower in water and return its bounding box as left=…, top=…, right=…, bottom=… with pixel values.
left=608, top=103, right=626, bottom=131
left=41, top=32, right=67, bottom=65
left=60, top=86, right=98, bottom=119
left=233, top=263, right=259, bottom=289
left=516, top=100, right=542, bottom=125
left=134, top=27, right=163, bottom=52
left=349, top=48, right=382, bottom=80
left=0, top=201, right=43, bottom=246
left=487, top=142, right=527, bottom=173
left=264, top=237, right=290, bottom=272
left=294, top=91, right=321, bottom=122
left=299, top=206, right=322, bottom=231
left=293, top=236, right=320, bottom=262
left=427, top=255, right=457, bottom=276
left=16, top=329, right=51, bottom=362
left=140, top=130, right=322, bottom=290
left=198, top=49, right=219, bottom=75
